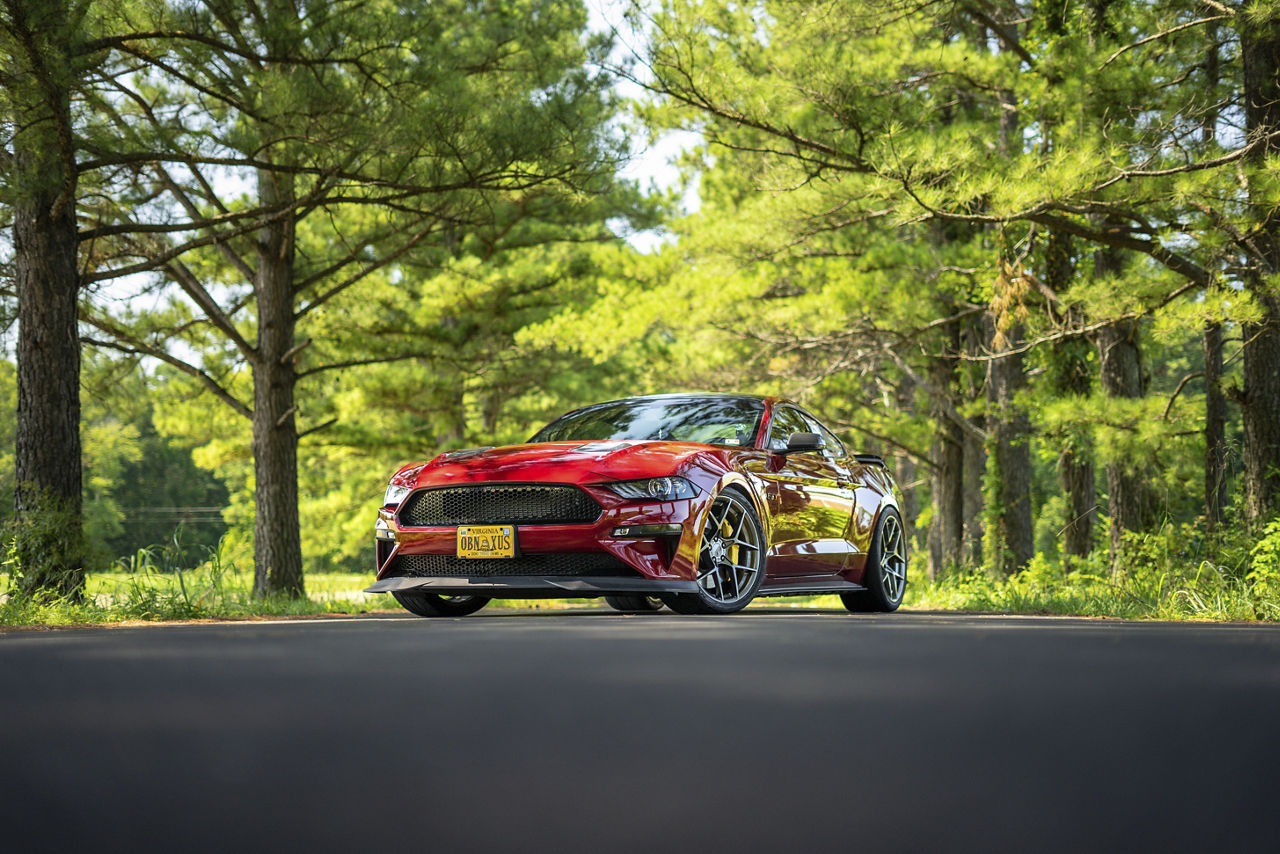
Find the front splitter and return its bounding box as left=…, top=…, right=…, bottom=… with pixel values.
left=365, top=575, right=699, bottom=597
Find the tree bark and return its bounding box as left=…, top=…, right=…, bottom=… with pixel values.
left=961, top=312, right=988, bottom=567
left=1045, top=230, right=1096, bottom=565
left=894, top=376, right=922, bottom=556
left=961, top=422, right=986, bottom=566
left=1095, top=316, right=1154, bottom=561
left=927, top=323, right=964, bottom=578
left=7, top=0, right=86, bottom=599
left=986, top=320, right=1034, bottom=575
left=982, top=25, right=1033, bottom=575
left=1239, top=17, right=1280, bottom=524
left=1200, top=20, right=1228, bottom=536
left=251, top=167, right=304, bottom=598
left=1203, top=321, right=1227, bottom=533
left=1054, top=336, right=1096, bottom=565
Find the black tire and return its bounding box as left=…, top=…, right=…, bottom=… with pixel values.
left=392, top=590, right=490, bottom=617
left=662, top=488, right=766, bottom=615
left=603, top=595, right=665, bottom=613
left=841, top=507, right=907, bottom=613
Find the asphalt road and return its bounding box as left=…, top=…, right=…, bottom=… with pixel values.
left=2, top=610, right=1278, bottom=853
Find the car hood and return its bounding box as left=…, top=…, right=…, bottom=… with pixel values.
left=391, top=441, right=719, bottom=488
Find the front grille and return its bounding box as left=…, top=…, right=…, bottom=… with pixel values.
left=386, top=552, right=636, bottom=578
left=398, top=484, right=601, bottom=527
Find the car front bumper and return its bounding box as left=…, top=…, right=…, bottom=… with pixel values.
left=373, top=484, right=711, bottom=586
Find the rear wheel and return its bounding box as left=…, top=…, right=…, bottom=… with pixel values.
left=392, top=590, right=490, bottom=617
left=841, top=508, right=907, bottom=613
left=603, top=595, right=665, bottom=613
left=663, top=489, right=765, bottom=615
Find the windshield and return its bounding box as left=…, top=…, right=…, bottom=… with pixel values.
left=530, top=397, right=765, bottom=446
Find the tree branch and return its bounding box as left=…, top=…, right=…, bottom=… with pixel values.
left=963, top=0, right=1037, bottom=71
left=155, top=164, right=257, bottom=284
left=163, top=259, right=257, bottom=360
left=80, top=329, right=253, bottom=420
left=1100, top=14, right=1232, bottom=69
left=294, top=219, right=441, bottom=319
left=879, top=345, right=990, bottom=442
left=296, top=353, right=432, bottom=379
left=1162, top=370, right=1205, bottom=420
left=297, top=417, right=338, bottom=440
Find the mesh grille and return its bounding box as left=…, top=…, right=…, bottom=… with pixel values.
left=387, top=552, right=636, bottom=578
left=398, top=484, right=601, bottom=527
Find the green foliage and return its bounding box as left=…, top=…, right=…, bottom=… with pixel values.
left=1247, top=519, right=1280, bottom=621
left=4, top=488, right=86, bottom=604
left=0, top=537, right=380, bottom=626
left=909, top=520, right=1279, bottom=621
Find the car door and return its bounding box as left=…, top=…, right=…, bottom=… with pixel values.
left=801, top=410, right=877, bottom=570
left=755, top=405, right=857, bottom=577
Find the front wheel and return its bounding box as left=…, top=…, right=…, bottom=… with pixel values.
left=841, top=507, right=907, bottom=613
left=392, top=590, right=490, bottom=617
left=663, top=489, right=766, bottom=615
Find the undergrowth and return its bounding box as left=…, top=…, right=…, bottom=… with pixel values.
left=906, top=517, right=1280, bottom=622
left=1, top=537, right=377, bottom=627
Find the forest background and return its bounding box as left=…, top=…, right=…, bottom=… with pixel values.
left=4, top=0, right=1280, bottom=621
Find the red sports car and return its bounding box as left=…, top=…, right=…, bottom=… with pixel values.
left=368, top=394, right=907, bottom=616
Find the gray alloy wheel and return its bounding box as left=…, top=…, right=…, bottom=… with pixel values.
left=603, top=595, right=666, bottom=613
left=392, top=590, right=490, bottom=617
left=842, top=507, right=907, bottom=613
left=663, top=489, right=765, bottom=615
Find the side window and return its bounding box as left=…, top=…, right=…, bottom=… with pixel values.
left=803, top=413, right=846, bottom=459
left=767, top=406, right=815, bottom=452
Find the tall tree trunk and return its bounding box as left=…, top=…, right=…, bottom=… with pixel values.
left=1201, top=19, right=1228, bottom=535
left=961, top=422, right=986, bottom=566
left=1054, top=336, right=1096, bottom=565
left=1095, top=316, right=1154, bottom=561
left=247, top=0, right=306, bottom=598
left=251, top=168, right=304, bottom=598
left=981, top=30, right=1033, bottom=575
left=894, top=376, right=922, bottom=555
left=1045, top=230, right=1096, bottom=565
left=7, top=0, right=85, bottom=599
left=1203, top=321, right=1228, bottom=533
left=986, top=318, right=1034, bottom=576
left=961, top=313, right=988, bottom=567
left=928, top=323, right=964, bottom=578
left=1239, top=17, right=1280, bottom=524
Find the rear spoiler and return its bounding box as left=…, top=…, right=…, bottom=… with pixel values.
left=854, top=454, right=887, bottom=468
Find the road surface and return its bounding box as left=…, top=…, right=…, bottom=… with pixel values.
left=2, top=610, right=1278, bottom=852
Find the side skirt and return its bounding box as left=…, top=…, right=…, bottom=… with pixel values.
left=757, top=579, right=867, bottom=597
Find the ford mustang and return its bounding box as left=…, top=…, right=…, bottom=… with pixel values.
left=367, top=393, right=907, bottom=616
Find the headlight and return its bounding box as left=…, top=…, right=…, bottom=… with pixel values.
left=604, top=476, right=697, bottom=501
left=383, top=483, right=412, bottom=507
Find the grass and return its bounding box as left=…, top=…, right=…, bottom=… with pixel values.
left=900, top=518, right=1280, bottom=622
left=0, top=539, right=387, bottom=627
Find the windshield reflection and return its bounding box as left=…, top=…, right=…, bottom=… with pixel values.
left=531, top=398, right=765, bottom=446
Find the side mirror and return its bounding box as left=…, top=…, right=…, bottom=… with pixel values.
left=782, top=432, right=824, bottom=455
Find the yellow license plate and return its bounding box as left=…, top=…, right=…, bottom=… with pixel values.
left=456, top=525, right=516, bottom=559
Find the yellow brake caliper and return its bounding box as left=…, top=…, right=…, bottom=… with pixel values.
left=722, top=517, right=738, bottom=566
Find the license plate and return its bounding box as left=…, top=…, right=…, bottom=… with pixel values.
left=456, top=525, right=516, bottom=559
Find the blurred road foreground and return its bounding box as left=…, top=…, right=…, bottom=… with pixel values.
left=2, top=610, right=1277, bottom=853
